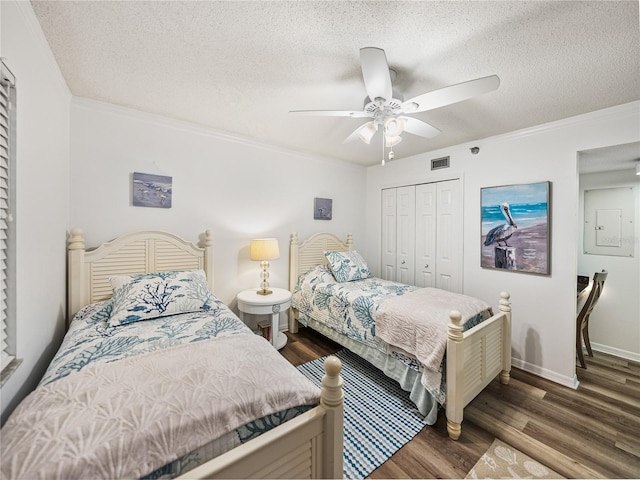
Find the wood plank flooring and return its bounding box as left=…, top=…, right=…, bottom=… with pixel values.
left=280, top=327, right=640, bottom=479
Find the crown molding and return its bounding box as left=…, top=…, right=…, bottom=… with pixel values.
left=71, top=96, right=364, bottom=171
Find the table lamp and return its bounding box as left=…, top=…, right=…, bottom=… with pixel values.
left=250, top=238, right=280, bottom=295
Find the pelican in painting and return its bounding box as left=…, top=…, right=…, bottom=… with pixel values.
left=484, top=203, right=518, bottom=247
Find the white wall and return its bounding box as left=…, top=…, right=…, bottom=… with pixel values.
left=578, top=169, right=640, bottom=361
left=366, top=101, right=640, bottom=388
left=1, top=1, right=71, bottom=422
left=69, top=98, right=366, bottom=309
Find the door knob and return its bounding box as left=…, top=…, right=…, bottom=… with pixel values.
left=401, top=260, right=406, bottom=264
left=424, top=264, right=429, bottom=269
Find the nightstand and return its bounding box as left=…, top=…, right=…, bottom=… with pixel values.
left=237, top=287, right=291, bottom=349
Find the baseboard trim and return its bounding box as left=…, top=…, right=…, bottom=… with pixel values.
left=592, top=343, right=640, bottom=363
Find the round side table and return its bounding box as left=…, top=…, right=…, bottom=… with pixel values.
left=237, top=287, right=291, bottom=349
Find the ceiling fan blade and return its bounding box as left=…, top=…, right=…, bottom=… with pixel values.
left=343, top=121, right=377, bottom=144
left=360, top=47, right=393, bottom=102
left=289, top=109, right=371, bottom=118
left=402, top=75, right=500, bottom=113
left=400, top=116, right=441, bottom=138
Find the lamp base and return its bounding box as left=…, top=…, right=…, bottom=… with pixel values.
left=257, top=289, right=273, bottom=296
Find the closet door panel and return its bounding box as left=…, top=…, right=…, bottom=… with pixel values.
left=436, top=180, right=461, bottom=292
left=396, top=186, right=415, bottom=284
left=415, top=183, right=436, bottom=288
left=381, top=188, right=397, bottom=281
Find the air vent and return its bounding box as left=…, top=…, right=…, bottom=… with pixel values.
left=431, top=156, right=450, bottom=170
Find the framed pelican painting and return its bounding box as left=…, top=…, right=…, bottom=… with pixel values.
left=481, top=181, right=551, bottom=275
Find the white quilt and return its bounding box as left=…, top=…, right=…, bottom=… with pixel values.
left=374, top=287, right=491, bottom=401
left=1, top=334, right=320, bottom=480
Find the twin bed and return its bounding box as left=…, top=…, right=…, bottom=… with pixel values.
left=0, top=228, right=512, bottom=479
left=289, top=232, right=512, bottom=441
left=1, top=229, right=344, bottom=480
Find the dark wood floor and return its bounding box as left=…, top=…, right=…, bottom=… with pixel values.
left=281, top=327, right=640, bottom=479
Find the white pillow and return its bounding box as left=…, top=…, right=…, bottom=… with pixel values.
left=108, top=270, right=212, bottom=327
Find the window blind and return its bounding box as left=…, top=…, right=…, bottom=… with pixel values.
left=0, top=60, right=15, bottom=373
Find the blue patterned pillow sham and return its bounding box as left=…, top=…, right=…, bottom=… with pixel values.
left=108, top=270, right=212, bottom=327
left=324, top=250, right=373, bottom=283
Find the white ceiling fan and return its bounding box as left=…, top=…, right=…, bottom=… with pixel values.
left=290, top=47, right=500, bottom=162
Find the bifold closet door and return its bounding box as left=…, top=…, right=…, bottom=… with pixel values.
left=415, top=183, right=436, bottom=287
left=381, top=188, right=397, bottom=281
left=381, top=186, right=415, bottom=283
left=381, top=180, right=460, bottom=290
left=396, top=186, right=415, bottom=284
left=435, top=179, right=461, bottom=292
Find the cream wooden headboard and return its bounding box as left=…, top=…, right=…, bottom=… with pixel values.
left=288, top=232, right=352, bottom=333
left=67, top=228, right=214, bottom=323
left=288, top=232, right=353, bottom=292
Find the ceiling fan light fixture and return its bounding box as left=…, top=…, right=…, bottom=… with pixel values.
left=355, top=122, right=378, bottom=144
left=385, top=134, right=402, bottom=147
left=384, top=117, right=405, bottom=137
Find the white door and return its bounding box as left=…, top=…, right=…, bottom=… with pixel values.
left=396, top=186, right=415, bottom=284
left=381, top=188, right=397, bottom=281
left=436, top=179, right=461, bottom=292
left=415, top=183, right=436, bottom=287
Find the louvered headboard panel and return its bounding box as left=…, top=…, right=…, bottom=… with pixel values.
left=288, top=232, right=353, bottom=292
left=67, top=228, right=214, bottom=324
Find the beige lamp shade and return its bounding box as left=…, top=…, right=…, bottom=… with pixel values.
left=250, top=238, right=279, bottom=295
left=250, top=238, right=280, bottom=261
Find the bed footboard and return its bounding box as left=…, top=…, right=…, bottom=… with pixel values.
left=177, top=356, right=344, bottom=479
left=445, top=292, right=511, bottom=440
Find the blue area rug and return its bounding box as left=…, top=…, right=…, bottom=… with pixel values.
left=297, top=349, right=428, bottom=479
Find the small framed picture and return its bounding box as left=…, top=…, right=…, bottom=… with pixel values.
left=132, top=172, right=172, bottom=208
left=314, top=197, right=332, bottom=220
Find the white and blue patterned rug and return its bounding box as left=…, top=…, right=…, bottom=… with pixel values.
left=297, top=349, right=428, bottom=479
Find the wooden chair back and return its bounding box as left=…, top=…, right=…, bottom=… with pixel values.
left=578, top=270, right=607, bottom=324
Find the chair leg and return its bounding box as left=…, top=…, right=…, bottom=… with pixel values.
left=583, top=329, right=594, bottom=358
left=577, top=326, right=586, bottom=369
left=583, top=315, right=594, bottom=357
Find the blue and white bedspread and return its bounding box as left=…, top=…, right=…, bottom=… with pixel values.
left=2, top=298, right=319, bottom=480
left=292, top=265, right=492, bottom=404
left=292, top=265, right=419, bottom=354
left=40, top=296, right=250, bottom=387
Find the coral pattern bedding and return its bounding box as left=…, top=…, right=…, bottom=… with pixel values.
left=292, top=265, right=491, bottom=403
left=292, top=265, right=418, bottom=352
left=1, top=286, right=320, bottom=480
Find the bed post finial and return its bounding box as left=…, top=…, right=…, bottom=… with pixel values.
left=67, top=228, right=86, bottom=325
left=204, top=229, right=214, bottom=246
left=68, top=227, right=85, bottom=250
left=203, top=229, right=214, bottom=294
left=321, top=355, right=344, bottom=479
left=290, top=232, right=298, bottom=246
left=447, top=310, right=463, bottom=342
left=499, top=291, right=511, bottom=313
left=321, top=356, right=343, bottom=408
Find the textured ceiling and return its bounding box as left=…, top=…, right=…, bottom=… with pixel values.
left=30, top=1, right=640, bottom=167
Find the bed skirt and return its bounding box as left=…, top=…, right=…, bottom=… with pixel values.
left=298, top=313, right=440, bottom=423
